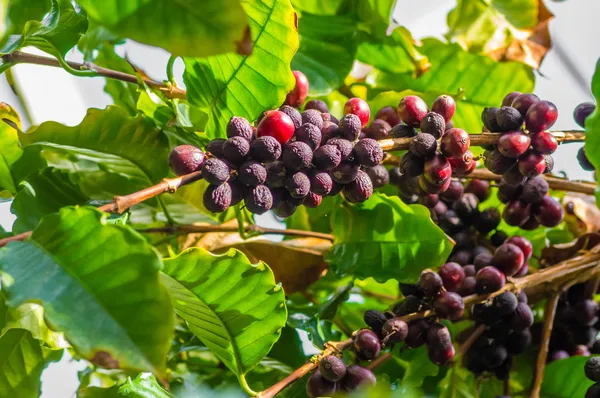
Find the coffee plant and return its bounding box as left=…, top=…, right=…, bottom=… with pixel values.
left=1, top=0, right=600, bottom=397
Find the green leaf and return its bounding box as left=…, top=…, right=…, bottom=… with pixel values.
left=76, top=0, right=249, bottom=57
left=119, top=373, right=173, bottom=398
left=2, top=303, right=68, bottom=349
left=0, top=206, right=174, bottom=375
left=1, top=0, right=51, bottom=44
left=95, top=46, right=141, bottom=115
left=183, top=0, right=299, bottom=139
left=11, top=167, right=89, bottom=233
left=368, top=39, right=535, bottom=134
left=0, top=328, right=62, bottom=398
left=18, top=106, right=170, bottom=198
left=290, top=0, right=344, bottom=15
left=291, top=13, right=358, bottom=96
left=160, top=248, right=287, bottom=387
left=540, top=356, right=595, bottom=397
left=401, top=346, right=441, bottom=388
left=326, top=193, right=454, bottom=283
left=0, top=0, right=87, bottom=61
left=583, top=59, right=600, bottom=206
left=0, top=102, right=22, bottom=194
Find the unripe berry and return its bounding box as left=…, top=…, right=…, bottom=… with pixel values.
left=398, top=95, right=429, bottom=127
left=285, top=70, right=309, bottom=107
left=525, top=100, right=558, bottom=133
left=440, top=128, right=470, bottom=158
left=432, top=95, right=456, bottom=123
left=169, top=145, right=206, bottom=176
left=257, top=110, right=295, bottom=144
left=344, top=97, right=370, bottom=127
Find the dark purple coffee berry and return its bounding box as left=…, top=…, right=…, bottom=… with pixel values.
left=321, top=121, right=339, bottom=142
left=409, top=133, right=437, bottom=158
left=506, top=329, right=531, bottom=356
left=491, top=230, right=508, bottom=246
left=418, top=271, right=444, bottom=297
left=574, top=102, right=596, bottom=128
left=206, top=138, right=226, bottom=158
left=497, top=180, right=523, bottom=203
left=203, top=183, right=232, bottom=213
left=474, top=208, right=501, bottom=234
left=521, top=176, right=549, bottom=204
left=438, top=209, right=465, bottom=234
left=484, top=149, right=517, bottom=174
left=426, top=322, right=452, bottom=347
left=306, top=99, right=329, bottom=113
left=329, top=181, right=344, bottom=196
left=497, top=131, right=531, bottom=158
left=491, top=291, right=518, bottom=316
left=282, top=141, right=313, bottom=170
left=285, top=171, right=311, bottom=198
left=222, top=136, right=251, bottom=165
left=326, top=138, right=353, bottom=160
left=475, top=266, right=506, bottom=294
left=585, top=357, right=600, bottom=383
left=531, top=131, right=558, bottom=154
left=303, top=192, right=322, bottom=208
left=338, top=113, right=362, bottom=141
left=228, top=177, right=247, bottom=206
left=309, top=170, right=333, bottom=195
left=294, top=123, right=322, bottom=150
left=302, top=109, right=324, bottom=130
left=306, top=370, right=337, bottom=398
left=505, top=236, right=532, bottom=262
left=518, top=150, right=546, bottom=177
left=238, top=160, right=267, bottom=186
left=525, top=100, right=558, bottom=133
left=503, top=200, right=531, bottom=226
left=502, top=166, right=526, bottom=186
left=353, top=138, right=383, bottom=167
left=502, top=92, right=521, bottom=107
left=332, top=161, right=360, bottom=184
left=364, top=310, right=388, bottom=337
left=510, top=302, right=534, bottom=331
left=439, top=262, right=465, bottom=292
left=319, top=355, right=346, bottom=382
left=353, top=329, right=381, bottom=361
left=244, top=185, right=273, bottom=214
left=390, top=124, right=418, bottom=138
left=226, top=116, right=253, bottom=141
left=534, top=195, right=564, bottom=227
left=496, top=106, right=523, bottom=132
left=400, top=152, right=425, bottom=178
left=420, top=112, right=446, bottom=138
left=313, top=145, right=342, bottom=170
left=418, top=194, right=438, bottom=208
left=363, top=118, right=392, bottom=140
left=458, top=276, right=476, bottom=296
left=434, top=291, right=465, bottom=320
left=474, top=252, right=493, bottom=271
left=250, top=136, right=282, bottom=162
left=578, top=147, right=595, bottom=171
left=405, top=320, right=429, bottom=348
left=452, top=193, right=480, bottom=223
left=482, top=107, right=501, bottom=132
left=394, top=295, right=424, bottom=316
left=265, top=161, right=286, bottom=187
left=432, top=95, right=456, bottom=123
left=169, top=145, right=206, bottom=176
left=365, top=165, right=389, bottom=188
left=382, top=317, right=409, bottom=343
left=511, top=93, right=540, bottom=116
left=272, top=200, right=298, bottom=218
left=441, top=128, right=470, bottom=158
left=341, top=365, right=376, bottom=391
left=544, top=154, right=554, bottom=174
left=375, top=106, right=400, bottom=126
left=440, top=180, right=464, bottom=203
left=343, top=170, right=373, bottom=203
left=201, top=158, right=230, bottom=184
left=279, top=105, right=302, bottom=129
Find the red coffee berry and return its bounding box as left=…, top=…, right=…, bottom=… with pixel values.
left=344, top=97, right=371, bottom=127
left=518, top=150, right=546, bottom=177
left=424, top=154, right=453, bottom=185
left=432, top=95, right=456, bottom=123
left=530, top=131, right=558, bottom=154
left=497, top=131, right=531, bottom=158
left=525, top=100, right=558, bottom=133
left=440, top=128, right=470, bottom=158
left=285, top=70, right=309, bottom=107
left=257, top=110, right=296, bottom=144
left=398, top=95, right=429, bottom=127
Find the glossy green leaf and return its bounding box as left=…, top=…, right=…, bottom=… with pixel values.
left=0, top=206, right=174, bottom=375
left=0, top=328, right=63, bottom=398
left=119, top=373, right=173, bottom=398
left=11, top=167, right=88, bottom=233
left=2, top=303, right=68, bottom=349
left=368, top=39, right=535, bottom=134
left=76, top=0, right=248, bottom=57
left=291, top=13, right=358, bottom=96
left=290, top=0, right=344, bottom=15
left=1, top=0, right=51, bottom=44
left=326, top=193, right=454, bottom=283
left=0, top=0, right=87, bottom=60
left=95, top=46, right=140, bottom=115
left=583, top=59, right=600, bottom=206
left=0, top=102, right=22, bottom=194
left=401, top=346, right=441, bottom=388
left=161, top=248, right=287, bottom=386
left=183, top=0, right=299, bottom=139
left=18, top=106, right=170, bottom=198
left=540, top=356, right=595, bottom=397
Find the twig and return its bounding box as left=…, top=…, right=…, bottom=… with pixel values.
left=1, top=51, right=186, bottom=99
left=459, top=324, right=486, bottom=356
left=368, top=352, right=392, bottom=370
left=530, top=292, right=560, bottom=398
left=0, top=171, right=203, bottom=248
left=137, top=224, right=334, bottom=241
left=468, top=168, right=596, bottom=195
left=4, top=68, right=34, bottom=126
left=504, top=377, right=510, bottom=396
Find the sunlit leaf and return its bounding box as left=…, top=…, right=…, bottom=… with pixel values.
left=0, top=102, right=22, bottom=194
left=583, top=59, right=600, bottom=207
left=540, top=356, right=594, bottom=397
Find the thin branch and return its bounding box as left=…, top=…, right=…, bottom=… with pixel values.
left=1, top=51, right=186, bottom=99
left=137, top=224, right=334, bottom=241
left=368, top=352, right=392, bottom=370
left=4, top=68, right=34, bottom=126
left=530, top=292, right=560, bottom=398
left=459, top=324, right=486, bottom=356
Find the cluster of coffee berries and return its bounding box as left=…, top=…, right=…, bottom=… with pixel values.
left=306, top=355, right=375, bottom=397
left=466, top=291, right=533, bottom=380
left=545, top=282, right=600, bottom=361
left=584, top=357, right=600, bottom=397
left=574, top=101, right=597, bottom=172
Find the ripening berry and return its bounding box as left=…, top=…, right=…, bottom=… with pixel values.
left=365, top=165, right=389, bottom=188
left=319, top=356, right=346, bottom=383
left=313, top=145, right=342, bottom=170
left=531, top=131, right=558, bottom=154
left=390, top=124, right=418, bottom=138
left=285, top=70, right=309, bottom=107
left=474, top=252, right=492, bottom=271
left=533, top=195, right=563, bottom=227
left=363, top=118, right=392, bottom=140
left=169, top=145, right=206, bottom=176
left=497, top=131, right=531, bottom=158
left=520, top=176, right=549, bottom=204
left=265, top=161, right=286, bottom=188
left=432, top=95, right=456, bottom=123
left=574, top=102, right=596, bottom=128
left=409, top=133, right=438, bottom=158
left=331, top=161, right=360, bottom=184
left=282, top=141, right=313, bottom=170
left=306, top=370, right=336, bottom=398
left=226, top=116, right=254, bottom=141
left=353, top=329, right=381, bottom=360
left=491, top=243, right=524, bottom=277
left=475, top=266, right=506, bottom=294
left=419, top=174, right=451, bottom=194
left=279, top=105, right=302, bottom=129
left=464, top=179, right=490, bottom=202
left=309, top=170, right=333, bottom=195
left=449, top=153, right=476, bottom=177
left=222, top=136, right=251, bottom=165
left=482, top=107, right=501, bottom=132
left=285, top=171, right=311, bottom=198
left=424, top=154, right=452, bottom=185
left=428, top=340, right=455, bottom=366
left=341, top=365, right=376, bottom=390
left=518, top=150, right=546, bottom=177
left=303, top=192, right=322, bottom=208
left=511, top=93, right=540, bottom=116
left=201, top=158, right=230, bottom=185
left=353, top=138, right=383, bottom=167
left=578, top=147, right=595, bottom=171
left=250, top=136, right=282, bottom=162
left=484, top=149, right=516, bottom=174
left=502, top=200, right=531, bottom=226
left=375, top=106, right=400, bottom=126
left=418, top=271, right=443, bottom=297
left=295, top=123, right=322, bottom=150
left=305, top=99, right=329, bottom=113
left=257, top=110, right=295, bottom=145
left=420, top=112, right=446, bottom=138
left=440, top=128, right=470, bottom=158
left=502, top=91, right=521, bottom=107
left=398, top=95, right=429, bottom=127
left=438, top=262, right=465, bottom=292
left=203, top=183, right=232, bottom=213
left=506, top=236, right=533, bottom=261
left=525, top=100, right=558, bottom=133
left=206, top=138, right=225, bottom=158
left=434, top=291, right=464, bottom=320
left=238, top=160, right=267, bottom=186
left=382, top=317, right=409, bottom=343
left=426, top=322, right=452, bottom=348
left=496, top=106, right=524, bottom=132
left=338, top=113, right=362, bottom=141
left=343, top=170, right=373, bottom=203
left=344, top=97, right=370, bottom=127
